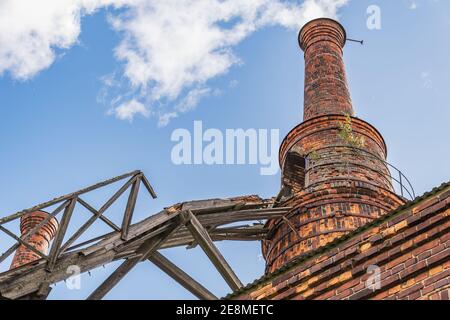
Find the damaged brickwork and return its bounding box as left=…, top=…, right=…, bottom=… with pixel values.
left=229, top=182, right=450, bottom=300
left=230, top=18, right=449, bottom=300
left=266, top=18, right=405, bottom=273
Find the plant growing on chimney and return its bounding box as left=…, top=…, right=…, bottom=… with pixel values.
left=338, top=113, right=366, bottom=148
left=309, top=150, right=319, bottom=161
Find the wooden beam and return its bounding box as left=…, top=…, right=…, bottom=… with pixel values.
left=0, top=194, right=285, bottom=299
left=0, top=171, right=140, bottom=226
left=182, top=210, right=243, bottom=292
left=34, top=282, right=52, bottom=300
left=66, top=175, right=137, bottom=249
left=46, top=198, right=77, bottom=271
left=0, top=200, right=69, bottom=265
left=59, top=175, right=137, bottom=254
left=97, top=175, right=137, bottom=214
left=64, top=233, right=113, bottom=252
left=16, top=283, right=51, bottom=300
left=80, top=209, right=180, bottom=257
left=0, top=222, right=263, bottom=299
left=196, top=207, right=289, bottom=226
left=77, top=198, right=120, bottom=231
left=86, top=256, right=140, bottom=301
left=0, top=243, right=20, bottom=265
left=0, top=226, right=48, bottom=261
left=0, top=248, right=119, bottom=299
left=0, top=216, right=266, bottom=299
left=148, top=251, right=217, bottom=300
left=2, top=172, right=145, bottom=263
left=59, top=213, right=104, bottom=254
left=141, top=174, right=157, bottom=199
left=87, top=222, right=179, bottom=300
left=121, top=177, right=141, bottom=240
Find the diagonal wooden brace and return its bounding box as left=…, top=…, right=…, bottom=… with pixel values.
left=181, top=210, right=243, bottom=292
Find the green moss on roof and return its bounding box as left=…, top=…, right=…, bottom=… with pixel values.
left=224, top=181, right=450, bottom=300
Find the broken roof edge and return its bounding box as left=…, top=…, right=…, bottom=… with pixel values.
left=224, top=180, right=450, bottom=300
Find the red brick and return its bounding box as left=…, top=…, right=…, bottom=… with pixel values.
left=10, top=211, right=58, bottom=270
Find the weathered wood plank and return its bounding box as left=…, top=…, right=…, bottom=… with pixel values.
left=196, top=207, right=289, bottom=226
left=77, top=198, right=120, bottom=231
left=34, top=282, right=52, bottom=300
left=0, top=171, right=140, bottom=226
left=182, top=211, right=243, bottom=292
left=59, top=176, right=138, bottom=254
left=148, top=252, right=217, bottom=300
left=121, top=178, right=141, bottom=240
left=46, top=198, right=77, bottom=271
left=0, top=249, right=118, bottom=299
left=81, top=209, right=179, bottom=256
left=0, top=226, right=48, bottom=261
left=0, top=191, right=284, bottom=299
left=0, top=220, right=267, bottom=299
left=87, top=223, right=180, bottom=300
left=141, top=174, right=157, bottom=199
left=0, top=243, right=20, bottom=265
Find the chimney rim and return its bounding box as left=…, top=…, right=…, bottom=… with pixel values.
left=298, top=17, right=347, bottom=51
left=21, top=209, right=59, bottom=225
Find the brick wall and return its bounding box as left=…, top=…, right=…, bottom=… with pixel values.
left=231, top=184, right=450, bottom=300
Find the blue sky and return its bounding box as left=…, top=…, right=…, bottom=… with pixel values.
left=0, top=0, right=449, bottom=299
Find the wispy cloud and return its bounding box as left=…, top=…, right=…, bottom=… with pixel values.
left=108, top=99, right=150, bottom=122
left=0, top=0, right=127, bottom=80
left=157, top=112, right=178, bottom=128
left=0, top=0, right=350, bottom=124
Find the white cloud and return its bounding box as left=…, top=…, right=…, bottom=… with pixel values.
left=175, top=87, right=213, bottom=113
left=0, top=0, right=127, bottom=79
left=110, top=0, right=349, bottom=101
left=108, top=99, right=150, bottom=121
left=155, top=86, right=214, bottom=126
left=158, top=112, right=178, bottom=128
left=0, top=0, right=350, bottom=124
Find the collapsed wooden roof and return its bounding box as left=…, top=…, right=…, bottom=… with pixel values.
left=0, top=171, right=291, bottom=300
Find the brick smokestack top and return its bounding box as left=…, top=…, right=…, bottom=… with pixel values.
left=263, top=18, right=406, bottom=273
left=299, top=18, right=353, bottom=120
left=10, top=211, right=58, bottom=270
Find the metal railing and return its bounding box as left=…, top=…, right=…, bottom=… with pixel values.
left=305, top=145, right=416, bottom=201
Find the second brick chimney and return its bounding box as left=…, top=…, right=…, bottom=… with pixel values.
left=10, top=211, right=58, bottom=270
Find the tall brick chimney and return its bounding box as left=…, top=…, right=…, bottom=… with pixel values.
left=264, top=18, right=406, bottom=273
left=10, top=211, right=58, bottom=270
left=301, top=18, right=353, bottom=120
